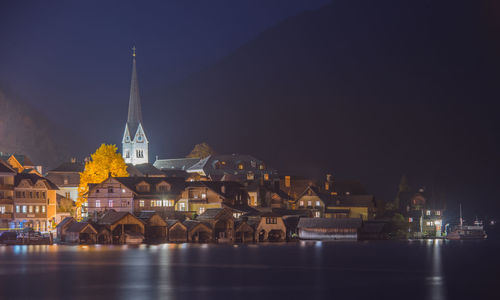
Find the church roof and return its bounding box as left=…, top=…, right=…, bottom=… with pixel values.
left=153, top=158, right=200, bottom=171
left=126, top=54, right=143, bottom=138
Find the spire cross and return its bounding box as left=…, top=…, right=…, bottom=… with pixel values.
left=132, top=46, right=136, bottom=57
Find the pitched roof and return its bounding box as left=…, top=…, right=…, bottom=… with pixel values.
left=325, top=195, right=374, bottom=208
left=153, top=158, right=200, bottom=171
left=111, top=176, right=185, bottom=195
left=49, top=161, right=85, bottom=173
left=186, top=181, right=245, bottom=199
left=56, top=217, right=75, bottom=228
left=14, top=173, right=59, bottom=190
left=166, top=219, right=185, bottom=228
left=0, top=159, right=16, bottom=174
left=97, top=211, right=133, bottom=225
left=126, top=55, right=143, bottom=137
left=135, top=211, right=158, bottom=221
left=127, top=163, right=164, bottom=177
left=297, top=218, right=363, bottom=229
left=183, top=220, right=211, bottom=231
left=197, top=208, right=225, bottom=219
left=66, top=222, right=95, bottom=233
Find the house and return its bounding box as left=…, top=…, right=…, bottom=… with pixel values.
left=64, top=222, right=97, bottom=244
left=155, top=154, right=277, bottom=183
left=94, top=210, right=145, bottom=244
left=399, top=188, right=445, bottom=238
left=324, top=194, right=375, bottom=220
left=86, top=176, right=185, bottom=218
left=245, top=212, right=286, bottom=242
left=56, top=216, right=76, bottom=240
left=234, top=219, right=254, bottom=242
left=0, top=160, right=16, bottom=229
left=12, top=173, right=58, bottom=231
left=297, top=218, right=363, bottom=240
left=279, top=175, right=315, bottom=203
left=136, top=211, right=167, bottom=243
left=45, top=159, right=84, bottom=205
left=294, top=186, right=327, bottom=218
left=177, top=181, right=248, bottom=215
left=126, top=163, right=166, bottom=177
left=245, top=181, right=291, bottom=209
left=166, top=220, right=187, bottom=242
left=197, top=208, right=235, bottom=242
left=183, top=220, right=212, bottom=242
left=0, top=152, right=42, bottom=175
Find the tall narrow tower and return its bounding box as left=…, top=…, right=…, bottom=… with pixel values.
left=122, top=46, right=149, bottom=165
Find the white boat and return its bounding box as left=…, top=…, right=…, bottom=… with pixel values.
left=447, top=204, right=487, bottom=240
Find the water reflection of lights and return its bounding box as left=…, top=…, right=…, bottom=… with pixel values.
left=426, top=239, right=445, bottom=300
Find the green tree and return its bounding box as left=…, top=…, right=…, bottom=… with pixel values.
left=186, top=143, right=215, bottom=158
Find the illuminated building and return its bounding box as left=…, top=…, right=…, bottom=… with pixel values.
left=122, top=47, right=149, bottom=165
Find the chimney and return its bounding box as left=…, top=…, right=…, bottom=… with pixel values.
left=325, top=174, right=334, bottom=192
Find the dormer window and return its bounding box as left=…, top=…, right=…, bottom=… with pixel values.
left=157, top=183, right=171, bottom=193
left=137, top=183, right=150, bottom=192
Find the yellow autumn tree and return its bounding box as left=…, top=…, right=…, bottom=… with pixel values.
left=77, top=144, right=128, bottom=209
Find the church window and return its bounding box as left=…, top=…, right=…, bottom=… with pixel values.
left=137, top=135, right=142, bottom=142
left=126, top=151, right=130, bottom=158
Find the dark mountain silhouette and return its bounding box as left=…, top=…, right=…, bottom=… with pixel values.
left=0, top=88, right=76, bottom=170
left=151, top=0, right=500, bottom=215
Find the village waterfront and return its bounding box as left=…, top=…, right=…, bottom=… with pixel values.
left=0, top=236, right=498, bottom=300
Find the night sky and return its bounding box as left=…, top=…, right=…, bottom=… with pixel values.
left=1, top=0, right=500, bottom=219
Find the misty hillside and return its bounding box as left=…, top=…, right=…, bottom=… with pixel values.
left=154, top=0, right=500, bottom=205
left=0, top=88, right=74, bottom=169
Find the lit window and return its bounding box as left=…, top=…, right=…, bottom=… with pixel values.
left=179, top=202, right=186, bottom=211
left=16, top=206, right=20, bottom=213
left=259, top=164, right=265, bottom=170
left=42, top=206, right=46, bottom=213
left=426, top=221, right=431, bottom=226
left=202, top=193, right=207, bottom=199
left=96, top=200, right=101, bottom=208
left=108, top=200, right=113, bottom=208
left=122, top=189, right=126, bottom=193
left=264, top=173, right=269, bottom=181
left=199, top=207, right=205, bottom=214
left=238, top=164, right=244, bottom=170
left=163, top=200, right=174, bottom=207
left=299, top=201, right=304, bottom=207
left=408, top=218, right=413, bottom=223
left=307, top=201, right=312, bottom=207
left=436, top=211, right=440, bottom=216
left=35, top=206, right=39, bottom=213
left=233, top=212, right=242, bottom=218
left=316, top=201, right=320, bottom=207
left=0, top=206, right=4, bottom=214
left=22, top=206, right=27, bottom=213
left=139, top=200, right=144, bottom=207
left=426, top=210, right=431, bottom=216
left=314, top=211, right=320, bottom=218
left=29, top=206, right=33, bottom=213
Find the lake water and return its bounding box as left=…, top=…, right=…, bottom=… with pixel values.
left=0, top=236, right=499, bottom=300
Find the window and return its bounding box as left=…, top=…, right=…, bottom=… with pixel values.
left=41, top=206, right=46, bottom=213
left=238, top=164, right=244, bottom=170
left=233, top=212, right=242, bottom=218
left=65, top=192, right=71, bottom=199
left=96, top=200, right=101, bottom=208
left=15, top=191, right=21, bottom=198
left=436, top=210, right=441, bottom=216
left=29, top=206, right=33, bottom=213
left=408, top=218, right=413, bottom=223
left=16, top=206, right=20, bottom=213
left=426, top=210, right=431, bottom=216
left=426, top=221, right=431, bottom=226
left=199, top=207, right=205, bottom=214
left=137, top=184, right=149, bottom=192
left=266, top=217, right=277, bottom=224
left=122, top=189, right=126, bottom=193
left=42, top=192, right=46, bottom=199
left=108, top=200, right=113, bottom=208
left=259, top=164, right=265, bottom=170
left=299, top=201, right=304, bottom=207
left=307, top=201, right=312, bottom=207
left=22, top=206, right=27, bottom=213
left=264, top=173, right=269, bottom=181
left=36, top=192, right=39, bottom=198
left=158, top=184, right=170, bottom=192
left=63, top=178, right=68, bottom=184
left=35, top=206, right=39, bottom=213
left=139, top=200, right=145, bottom=207
left=29, top=192, right=33, bottom=198
left=179, top=202, right=186, bottom=211
left=0, top=206, right=5, bottom=214
left=316, top=201, right=320, bottom=207
left=163, top=200, right=174, bottom=207
left=22, top=191, right=25, bottom=198
left=201, top=193, right=207, bottom=199
left=108, top=187, right=113, bottom=193
left=314, top=211, right=320, bottom=218
left=96, top=189, right=100, bottom=193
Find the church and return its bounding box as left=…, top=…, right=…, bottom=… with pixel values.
left=122, top=47, right=149, bottom=166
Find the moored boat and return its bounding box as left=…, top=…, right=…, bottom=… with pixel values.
left=446, top=204, right=487, bottom=240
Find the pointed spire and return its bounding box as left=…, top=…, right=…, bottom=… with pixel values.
left=127, top=45, right=142, bottom=136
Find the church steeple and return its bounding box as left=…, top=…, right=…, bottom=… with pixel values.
left=122, top=46, right=149, bottom=165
